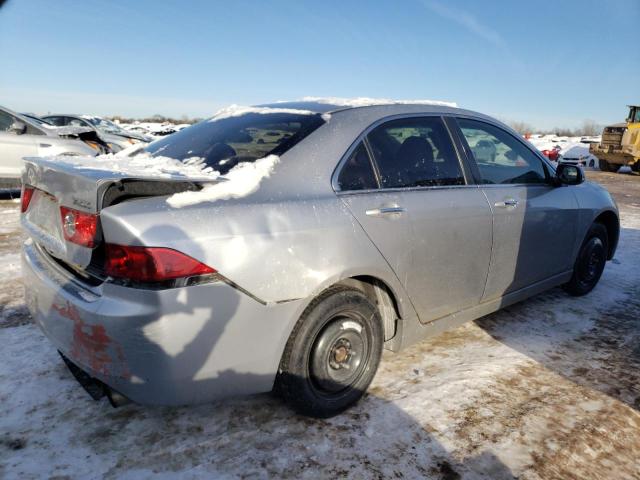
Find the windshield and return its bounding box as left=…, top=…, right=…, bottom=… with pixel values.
left=84, top=116, right=128, bottom=134
left=23, top=114, right=52, bottom=126
left=145, top=112, right=325, bottom=175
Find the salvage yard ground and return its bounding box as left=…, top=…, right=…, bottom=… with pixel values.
left=1, top=172, right=639, bottom=479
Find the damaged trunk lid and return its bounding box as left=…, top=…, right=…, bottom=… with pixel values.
left=21, top=156, right=215, bottom=270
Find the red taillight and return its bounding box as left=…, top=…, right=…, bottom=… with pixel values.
left=60, top=206, right=98, bottom=247
left=104, top=244, right=216, bottom=283
left=21, top=186, right=35, bottom=213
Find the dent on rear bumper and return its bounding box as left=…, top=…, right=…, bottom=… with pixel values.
left=22, top=240, right=303, bottom=406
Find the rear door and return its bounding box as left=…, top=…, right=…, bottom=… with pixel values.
left=454, top=117, right=579, bottom=301
left=0, top=110, right=38, bottom=178
left=337, top=116, right=493, bottom=323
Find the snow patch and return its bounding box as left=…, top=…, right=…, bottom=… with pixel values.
left=209, top=104, right=316, bottom=122
left=166, top=155, right=280, bottom=208
left=302, top=96, right=458, bottom=108
left=39, top=152, right=219, bottom=180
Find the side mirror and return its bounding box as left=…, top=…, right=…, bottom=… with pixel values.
left=556, top=163, right=584, bottom=186
left=8, top=120, right=27, bottom=135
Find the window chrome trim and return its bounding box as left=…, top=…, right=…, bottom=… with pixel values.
left=336, top=183, right=480, bottom=196
left=331, top=113, right=470, bottom=194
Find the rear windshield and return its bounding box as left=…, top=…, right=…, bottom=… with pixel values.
left=145, top=113, right=325, bottom=175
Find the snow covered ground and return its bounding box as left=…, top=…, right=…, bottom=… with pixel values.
left=1, top=173, right=639, bottom=479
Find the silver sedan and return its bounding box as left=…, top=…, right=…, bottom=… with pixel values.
left=21, top=101, right=619, bottom=417
left=0, top=106, right=103, bottom=179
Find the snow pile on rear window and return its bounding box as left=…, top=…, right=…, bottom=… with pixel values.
left=209, top=104, right=316, bottom=122
left=43, top=152, right=219, bottom=180
left=166, top=155, right=280, bottom=208
left=302, top=96, right=457, bottom=108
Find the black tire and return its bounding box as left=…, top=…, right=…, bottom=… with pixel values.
left=275, top=286, right=384, bottom=418
left=564, top=223, right=608, bottom=296
left=598, top=159, right=609, bottom=172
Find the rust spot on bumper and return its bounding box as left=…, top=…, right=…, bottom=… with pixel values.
left=52, top=301, right=130, bottom=380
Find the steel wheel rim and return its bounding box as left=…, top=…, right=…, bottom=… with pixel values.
left=578, top=237, right=605, bottom=287
left=309, top=313, right=370, bottom=395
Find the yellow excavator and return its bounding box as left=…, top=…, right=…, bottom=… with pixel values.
left=591, top=105, right=640, bottom=172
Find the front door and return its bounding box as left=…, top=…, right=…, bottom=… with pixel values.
left=455, top=118, right=579, bottom=301
left=337, top=116, right=493, bottom=323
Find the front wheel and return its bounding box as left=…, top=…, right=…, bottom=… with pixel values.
left=598, top=159, right=609, bottom=172
left=564, top=223, right=608, bottom=296
left=275, top=286, right=384, bottom=418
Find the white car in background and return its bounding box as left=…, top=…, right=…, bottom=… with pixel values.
left=0, top=106, right=106, bottom=180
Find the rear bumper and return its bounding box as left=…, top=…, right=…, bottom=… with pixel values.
left=22, top=240, right=303, bottom=406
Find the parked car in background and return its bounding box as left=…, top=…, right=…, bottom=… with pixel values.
left=0, top=106, right=106, bottom=179
left=43, top=114, right=153, bottom=152
left=21, top=101, right=619, bottom=418
left=558, top=146, right=599, bottom=169
left=541, top=146, right=561, bottom=161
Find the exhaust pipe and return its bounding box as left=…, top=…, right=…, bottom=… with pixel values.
left=106, top=388, right=130, bottom=408
left=58, top=351, right=130, bottom=407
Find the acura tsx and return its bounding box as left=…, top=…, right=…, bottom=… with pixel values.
left=21, top=100, right=619, bottom=417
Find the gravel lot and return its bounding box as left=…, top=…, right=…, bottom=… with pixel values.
left=1, top=171, right=639, bottom=479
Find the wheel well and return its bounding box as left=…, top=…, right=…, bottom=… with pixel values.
left=335, top=276, right=400, bottom=342
left=594, top=210, right=619, bottom=260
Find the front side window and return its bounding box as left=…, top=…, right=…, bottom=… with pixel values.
left=337, top=142, right=378, bottom=191
left=146, top=113, right=325, bottom=175
left=457, top=118, right=548, bottom=185
left=366, top=116, right=464, bottom=188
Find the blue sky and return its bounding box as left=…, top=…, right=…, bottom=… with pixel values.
left=1, top=0, right=638, bottom=129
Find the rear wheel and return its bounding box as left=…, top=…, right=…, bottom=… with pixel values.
left=276, top=286, right=383, bottom=418
left=564, top=223, right=608, bottom=296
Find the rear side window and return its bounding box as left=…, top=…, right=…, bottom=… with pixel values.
left=366, top=117, right=464, bottom=188
left=337, top=143, right=378, bottom=191
left=146, top=113, right=325, bottom=175
left=457, top=118, right=548, bottom=185
left=0, top=110, right=13, bottom=131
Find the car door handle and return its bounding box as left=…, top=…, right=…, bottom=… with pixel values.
left=494, top=199, right=519, bottom=208
left=365, top=206, right=406, bottom=216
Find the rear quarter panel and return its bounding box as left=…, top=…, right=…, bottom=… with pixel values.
left=100, top=192, right=411, bottom=315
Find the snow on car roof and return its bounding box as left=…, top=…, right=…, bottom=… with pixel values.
left=301, top=96, right=457, bottom=108
left=258, top=97, right=458, bottom=115
left=209, top=105, right=318, bottom=122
